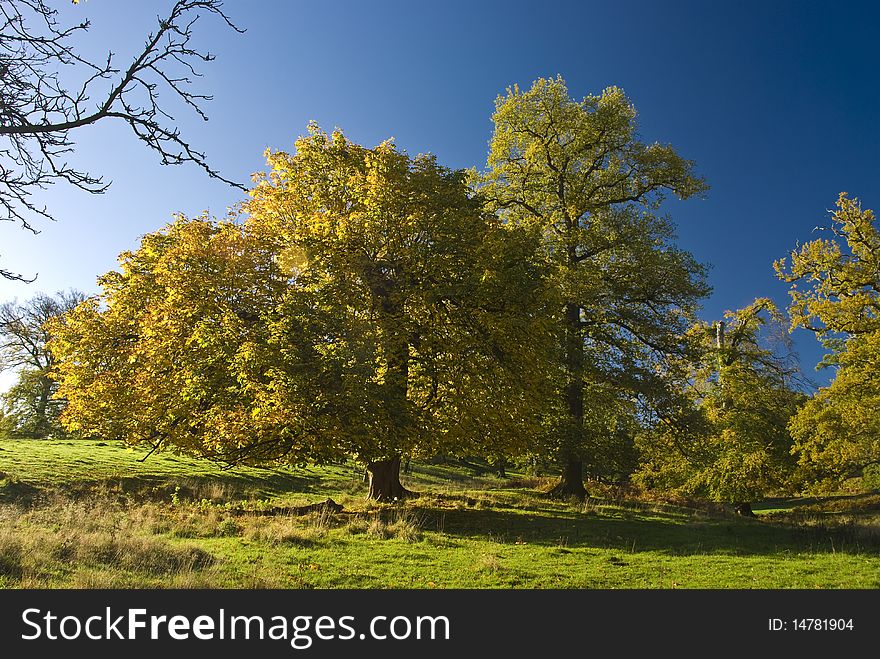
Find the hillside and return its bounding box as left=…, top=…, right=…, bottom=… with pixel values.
left=1, top=439, right=878, bottom=589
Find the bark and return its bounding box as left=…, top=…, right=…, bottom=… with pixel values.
left=366, top=456, right=417, bottom=501
left=363, top=287, right=416, bottom=502
left=550, top=297, right=588, bottom=499
left=734, top=502, right=756, bottom=518
left=493, top=457, right=506, bottom=478
left=35, top=374, right=52, bottom=430
left=549, top=459, right=588, bottom=499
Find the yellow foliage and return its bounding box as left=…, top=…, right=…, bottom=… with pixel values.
left=48, top=125, right=549, bottom=469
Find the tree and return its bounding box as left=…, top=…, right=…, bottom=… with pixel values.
left=474, top=76, right=710, bottom=497
left=0, top=0, right=244, bottom=281
left=49, top=126, right=545, bottom=500
left=775, top=193, right=880, bottom=486
left=635, top=299, right=805, bottom=515
left=0, top=289, right=85, bottom=437
left=246, top=125, right=546, bottom=499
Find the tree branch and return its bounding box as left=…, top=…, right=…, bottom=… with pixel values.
left=0, top=0, right=246, bottom=279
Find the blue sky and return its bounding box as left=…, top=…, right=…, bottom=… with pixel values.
left=2, top=0, right=878, bottom=391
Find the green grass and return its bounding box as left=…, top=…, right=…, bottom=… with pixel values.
left=1, top=439, right=878, bottom=589
left=0, top=438, right=355, bottom=502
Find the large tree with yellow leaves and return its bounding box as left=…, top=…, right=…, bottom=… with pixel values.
left=49, top=125, right=546, bottom=500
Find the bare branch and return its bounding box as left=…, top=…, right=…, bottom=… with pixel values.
left=0, top=0, right=245, bottom=280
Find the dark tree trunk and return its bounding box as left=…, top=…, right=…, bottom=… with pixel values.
left=494, top=457, right=506, bottom=478
left=366, top=456, right=417, bottom=501
left=549, top=459, right=588, bottom=499
left=734, top=502, right=756, bottom=518
left=363, top=289, right=415, bottom=502
left=550, top=297, right=588, bottom=500
left=35, top=373, right=53, bottom=436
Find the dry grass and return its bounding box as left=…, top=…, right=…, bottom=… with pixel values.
left=475, top=552, right=502, bottom=573
left=238, top=511, right=334, bottom=546
left=340, top=506, right=425, bottom=543
left=0, top=497, right=216, bottom=587
left=765, top=510, right=880, bottom=553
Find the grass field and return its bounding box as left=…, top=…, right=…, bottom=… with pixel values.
left=1, top=439, right=878, bottom=589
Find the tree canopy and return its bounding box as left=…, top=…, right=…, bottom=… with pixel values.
left=474, top=76, right=710, bottom=497
left=635, top=299, right=806, bottom=513
left=0, top=289, right=85, bottom=437
left=775, top=193, right=880, bottom=486
left=49, top=125, right=546, bottom=499
left=41, top=77, right=880, bottom=505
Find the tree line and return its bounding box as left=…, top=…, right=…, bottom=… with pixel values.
left=2, top=77, right=878, bottom=507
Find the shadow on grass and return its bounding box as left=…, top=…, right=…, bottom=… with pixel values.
left=0, top=477, right=41, bottom=505
left=409, top=499, right=879, bottom=557
left=406, top=462, right=511, bottom=483
left=48, top=470, right=332, bottom=504
left=753, top=490, right=880, bottom=515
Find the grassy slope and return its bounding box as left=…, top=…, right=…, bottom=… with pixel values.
left=1, top=439, right=878, bottom=589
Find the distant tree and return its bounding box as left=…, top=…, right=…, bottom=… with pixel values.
left=0, top=0, right=244, bottom=281
left=49, top=126, right=546, bottom=500
left=474, top=76, right=710, bottom=498
left=0, top=289, right=85, bottom=437
left=775, top=193, right=880, bottom=487
left=635, top=299, right=806, bottom=515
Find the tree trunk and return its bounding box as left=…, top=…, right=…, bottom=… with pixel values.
left=493, top=457, right=506, bottom=478
left=35, top=372, right=53, bottom=437
left=734, top=502, right=756, bottom=518
left=551, top=298, right=588, bottom=500
left=366, top=456, right=417, bottom=501
left=549, top=459, right=588, bottom=499
left=375, top=292, right=413, bottom=495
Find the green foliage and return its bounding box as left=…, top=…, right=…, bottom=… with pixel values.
left=636, top=299, right=806, bottom=504
left=1, top=369, right=65, bottom=438
left=776, top=193, right=880, bottom=339
left=473, top=76, right=710, bottom=483
left=248, top=124, right=547, bottom=464
left=48, top=217, right=307, bottom=462
left=776, top=194, right=880, bottom=485
left=548, top=382, right=640, bottom=483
